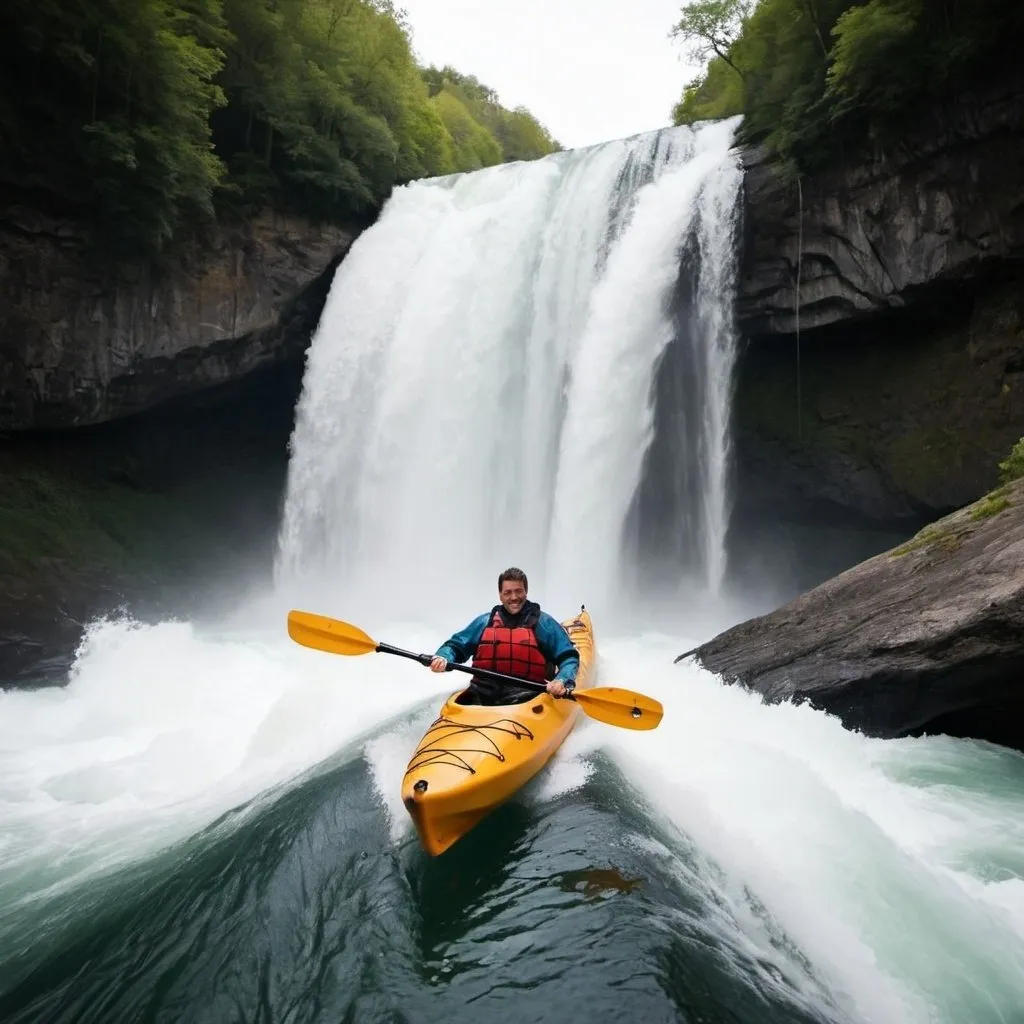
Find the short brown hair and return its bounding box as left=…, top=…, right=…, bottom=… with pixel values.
left=498, top=567, right=528, bottom=591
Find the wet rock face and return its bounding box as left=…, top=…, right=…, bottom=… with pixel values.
left=0, top=359, right=306, bottom=685
left=730, top=72, right=1024, bottom=528
left=730, top=276, right=1024, bottom=527
left=0, top=203, right=354, bottom=682
left=685, top=478, right=1024, bottom=752
left=737, top=75, right=1024, bottom=337
left=0, top=208, right=354, bottom=430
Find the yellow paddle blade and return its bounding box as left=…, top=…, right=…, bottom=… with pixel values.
left=575, top=687, right=664, bottom=731
left=287, top=610, right=378, bottom=656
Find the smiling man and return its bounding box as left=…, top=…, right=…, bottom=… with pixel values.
left=429, top=567, right=580, bottom=705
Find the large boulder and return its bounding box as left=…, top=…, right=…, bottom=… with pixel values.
left=683, top=477, right=1024, bottom=750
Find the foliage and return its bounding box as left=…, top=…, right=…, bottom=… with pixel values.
left=999, top=437, right=1024, bottom=484
left=670, top=0, right=752, bottom=78
left=968, top=490, right=1011, bottom=521
left=669, top=0, right=1024, bottom=169
left=826, top=0, right=923, bottom=116
left=0, top=0, right=559, bottom=255
left=890, top=520, right=963, bottom=558
left=672, top=57, right=744, bottom=124
left=0, top=0, right=228, bottom=251
left=422, top=66, right=561, bottom=163
left=430, top=90, right=502, bottom=171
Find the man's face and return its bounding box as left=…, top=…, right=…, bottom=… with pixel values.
left=499, top=579, right=527, bottom=615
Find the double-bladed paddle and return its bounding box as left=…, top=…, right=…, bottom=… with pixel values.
left=286, top=609, right=663, bottom=731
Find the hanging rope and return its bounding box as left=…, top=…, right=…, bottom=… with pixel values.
left=795, top=175, right=803, bottom=441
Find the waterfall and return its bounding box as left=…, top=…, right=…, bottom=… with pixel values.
left=11, top=122, right=1024, bottom=1024
left=276, top=117, right=743, bottom=620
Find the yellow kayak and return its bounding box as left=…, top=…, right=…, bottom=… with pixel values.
left=401, top=608, right=596, bottom=856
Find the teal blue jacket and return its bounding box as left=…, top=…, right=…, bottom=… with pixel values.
left=435, top=606, right=579, bottom=683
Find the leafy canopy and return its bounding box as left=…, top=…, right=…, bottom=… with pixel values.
left=0, top=0, right=561, bottom=255
left=671, top=0, right=753, bottom=77
left=669, top=0, right=1024, bottom=170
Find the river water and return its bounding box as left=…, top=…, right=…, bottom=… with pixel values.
left=2, top=120, right=1023, bottom=1023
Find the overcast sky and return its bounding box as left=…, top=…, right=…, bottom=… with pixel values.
left=401, top=0, right=700, bottom=150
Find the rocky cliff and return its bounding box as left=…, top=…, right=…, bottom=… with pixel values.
left=738, top=74, right=1024, bottom=337
left=0, top=206, right=357, bottom=681
left=731, top=74, right=1024, bottom=525
left=0, top=209, right=354, bottom=430
left=0, top=364, right=303, bottom=682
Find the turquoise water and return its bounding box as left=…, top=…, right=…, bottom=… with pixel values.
left=2, top=619, right=1022, bottom=1023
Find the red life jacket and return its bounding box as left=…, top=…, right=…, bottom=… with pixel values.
left=472, top=609, right=549, bottom=684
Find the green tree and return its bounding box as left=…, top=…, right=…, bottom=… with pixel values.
left=432, top=90, right=502, bottom=170
left=497, top=108, right=561, bottom=162
left=0, top=0, right=228, bottom=252
left=1000, top=438, right=1024, bottom=484
left=668, top=0, right=1024, bottom=170
left=422, top=65, right=560, bottom=161
left=213, top=4, right=556, bottom=218
left=672, top=57, right=744, bottom=124
left=0, top=0, right=560, bottom=253
left=671, top=0, right=753, bottom=79
left=826, top=0, right=925, bottom=115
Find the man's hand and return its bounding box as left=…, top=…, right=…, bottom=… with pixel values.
left=546, top=679, right=568, bottom=698
left=430, top=656, right=448, bottom=673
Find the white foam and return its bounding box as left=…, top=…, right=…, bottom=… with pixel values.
left=0, top=614, right=448, bottom=915
left=4, top=114, right=1021, bottom=1024
left=574, top=634, right=1024, bottom=1023
left=275, top=119, right=744, bottom=621
left=3, top=617, right=1023, bottom=1023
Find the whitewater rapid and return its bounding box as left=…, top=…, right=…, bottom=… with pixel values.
left=3, top=118, right=1024, bottom=1023
left=3, top=617, right=1023, bottom=1022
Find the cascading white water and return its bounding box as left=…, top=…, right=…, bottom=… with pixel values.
left=4, top=119, right=1024, bottom=1024
left=276, top=118, right=743, bottom=616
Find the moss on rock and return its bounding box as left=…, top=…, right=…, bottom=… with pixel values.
left=0, top=361, right=299, bottom=681
left=734, top=274, right=1024, bottom=522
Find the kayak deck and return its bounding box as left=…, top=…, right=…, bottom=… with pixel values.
left=401, top=608, right=595, bottom=856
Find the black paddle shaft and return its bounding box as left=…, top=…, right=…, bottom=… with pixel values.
left=375, top=642, right=558, bottom=695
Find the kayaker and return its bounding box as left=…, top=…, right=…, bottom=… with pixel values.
left=429, top=567, right=580, bottom=705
